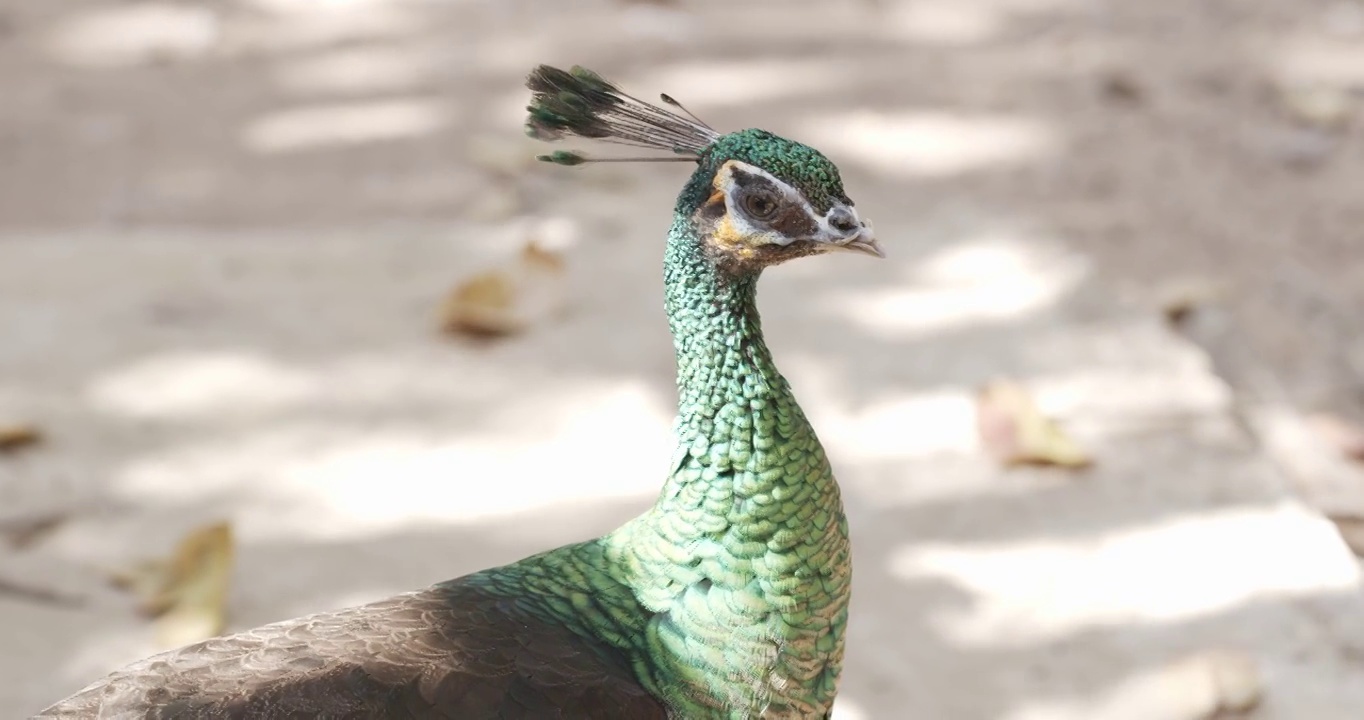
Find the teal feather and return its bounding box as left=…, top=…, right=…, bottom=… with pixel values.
left=681, top=128, right=853, bottom=214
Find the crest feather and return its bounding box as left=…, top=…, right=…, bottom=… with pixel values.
left=525, top=65, right=719, bottom=165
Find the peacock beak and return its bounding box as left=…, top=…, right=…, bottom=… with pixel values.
left=841, top=238, right=885, bottom=258
left=820, top=206, right=885, bottom=258
left=837, top=222, right=885, bottom=258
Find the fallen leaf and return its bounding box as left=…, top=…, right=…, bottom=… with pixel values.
left=108, top=558, right=173, bottom=612
left=976, top=379, right=1091, bottom=468
left=0, top=423, right=42, bottom=454
left=1157, top=278, right=1227, bottom=327
left=520, top=240, right=565, bottom=272
left=0, top=512, right=69, bottom=549
left=1161, top=296, right=1199, bottom=327
left=439, top=239, right=568, bottom=339
left=108, top=521, right=235, bottom=648
left=1099, top=70, right=1145, bottom=105
left=1307, top=412, right=1364, bottom=462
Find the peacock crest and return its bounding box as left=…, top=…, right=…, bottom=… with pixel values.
left=525, top=65, right=856, bottom=217
left=525, top=64, right=719, bottom=164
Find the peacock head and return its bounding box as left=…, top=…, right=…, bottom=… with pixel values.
left=525, top=65, right=883, bottom=271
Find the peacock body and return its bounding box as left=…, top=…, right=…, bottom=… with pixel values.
left=35, top=65, right=882, bottom=720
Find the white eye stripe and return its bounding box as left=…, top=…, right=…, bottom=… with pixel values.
left=715, top=160, right=869, bottom=251
left=720, top=161, right=822, bottom=243
left=730, top=171, right=781, bottom=198
left=727, top=162, right=809, bottom=209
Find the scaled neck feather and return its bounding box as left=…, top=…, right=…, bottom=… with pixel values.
left=599, top=215, right=852, bottom=717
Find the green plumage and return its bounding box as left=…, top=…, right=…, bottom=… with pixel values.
left=38, top=65, right=859, bottom=720
left=479, top=77, right=859, bottom=714
left=452, top=211, right=851, bottom=717
left=682, top=129, right=852, bottom=214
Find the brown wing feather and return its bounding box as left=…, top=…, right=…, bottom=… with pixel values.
left=34, top=581, right=667, bottom=719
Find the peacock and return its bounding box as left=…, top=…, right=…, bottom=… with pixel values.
left=35, top=65, right=883, bottom=720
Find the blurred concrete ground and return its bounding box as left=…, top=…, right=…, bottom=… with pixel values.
left=2, top=1, right=1364, bottom=718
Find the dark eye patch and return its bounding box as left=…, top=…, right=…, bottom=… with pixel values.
left=767, top=204, right=818, bottom=238
left=732, top=172, right=780, bottom=216
left=729, top=166, right=778, bottom=195
left=730, top=167, right=817, bottom=237
left=729, top=166, right=817, bottom=237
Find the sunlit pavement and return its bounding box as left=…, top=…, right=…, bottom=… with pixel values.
left=3, top=1, right=1364, bottom=718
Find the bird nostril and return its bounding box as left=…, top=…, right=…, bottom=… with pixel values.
left=830, top=211, right=858, bottom=233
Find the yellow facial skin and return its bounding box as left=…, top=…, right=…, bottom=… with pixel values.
left=703, top=163, right=763, bottom=261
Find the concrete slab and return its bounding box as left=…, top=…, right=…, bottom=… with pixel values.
left=2, top=1, right=1363, bottom=717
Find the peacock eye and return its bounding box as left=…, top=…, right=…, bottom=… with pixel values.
left=741, top=191, right=779, bottom=221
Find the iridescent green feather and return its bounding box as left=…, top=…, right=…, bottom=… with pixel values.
left=481, top=65, right=855, bottom=718
left=687, top=129, right=852, bottom=213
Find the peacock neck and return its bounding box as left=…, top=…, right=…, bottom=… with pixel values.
left=656, top=216, right=832, bottom=520
left=663, top=220, right=771, bottom=484
left=599, top=216, right=851, bottom=717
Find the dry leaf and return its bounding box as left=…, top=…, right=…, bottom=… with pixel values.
left=155, top=521, right=233, bottom=647
left=1307, top=412, right=1364, bottom=462
left=1099, top=70, right=1145, bottom=105
left=0, top=423, right=42, bottom=454
left=108, top=558, right=173, bottom=612
left=1161, top=296, right=1199, bottom=327
left=1158, top=278, right=1227, bottom=327
left=439, top=239, right=568, bottom=339
left=109, top=521, right=235, bottom=648
left=976, top=379, right=1092, bottom=468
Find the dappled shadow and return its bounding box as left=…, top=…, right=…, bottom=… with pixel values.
left=3, top=0, right=1364, bottom=718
